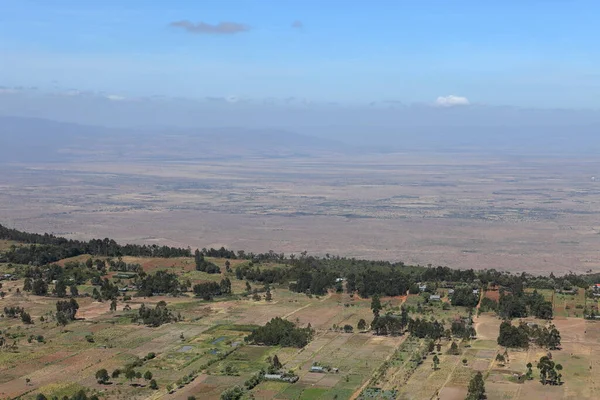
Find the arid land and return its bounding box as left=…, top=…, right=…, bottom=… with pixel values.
left=1, top=152, right=600, bottom=274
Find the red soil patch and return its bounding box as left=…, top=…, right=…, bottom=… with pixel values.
left=484, top=290, right=500, bottom=302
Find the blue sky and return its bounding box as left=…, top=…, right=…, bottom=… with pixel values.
left=1, top=0, right=600, bottom=107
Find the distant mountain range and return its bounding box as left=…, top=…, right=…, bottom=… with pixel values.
left=2, top=112, right=600, bottom=164
left=0, top=116, right=353, bottom=163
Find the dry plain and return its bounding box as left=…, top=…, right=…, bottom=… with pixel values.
left=1, top=153, right=600, bottom=274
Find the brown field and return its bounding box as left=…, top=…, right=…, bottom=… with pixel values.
left=2, top=152, right=600, bottom=274
left=0, top=260, right=405, bottom=400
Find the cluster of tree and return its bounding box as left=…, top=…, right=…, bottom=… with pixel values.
left=244, top=370, right=265, bottom=390
left=107, top=257, right=142, bottom=273
left=194, top=250, right=220, bottom=274
left=450, top=287, right=479, bottom=307
left=24, top=278, right=49, bottom=296
left=290, top=269, right=337, bottom=295
left=133, top=301, right=179, bottom=327
left=537, top=355, right=563, bottom=385
left=92, top=278, right=119, bottom=301
left=3, top=306, right=33, bottom=324
left=3, top=306, right=25, bottom=318
left=97, top=367, right=155, bottom=387
left=137, top=270, right=183, bottom=297
left=0, top=224, right=190, bottom=265
left=479, top=297, right=498, bottom=312
left=371, top=314, right=407, bottom=336
left=35, top=391, right=100, bottom=400
left=497, top=320, right=561, bottom=349
left=56, top=298, right=79, bottom=325
left=245, top=317, right=314, bottom=348
left=450, top=318, right=476, bottom=339
left=201, top=247, right=237, bottom=259
left=193, top=278, right=232, bottom=300
left=407, top=318, right=445, bottom=339
left=497, top=288, right=553, bottom=320
left=235, top=264, right=286, bottom=285
left=347, top=270, right=414, bottom=298
left=220, top=386, right=244, bottom=400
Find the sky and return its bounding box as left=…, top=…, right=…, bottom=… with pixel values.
left=2, top=0, right=600, bottom=109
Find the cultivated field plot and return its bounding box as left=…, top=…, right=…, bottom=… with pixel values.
left=0, top=258, right=410, bottom=400
left=358, top=314, right=600, bottom=400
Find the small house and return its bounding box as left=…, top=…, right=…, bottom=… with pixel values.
left=472, top=289, right=479, bottom=295
left=429, top=294, right=441, bottom=301
left=418, top=284, right=427, bottom=292
left=310, top=366, right=325, bottom=373
left=264, top=374, right=283, bottom=380
left=448, top=289, right=455, bottom=295
left=593, top=284, right=600, bottom=292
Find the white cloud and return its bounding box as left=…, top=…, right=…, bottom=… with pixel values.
left=106, top=94, right=126, bottom=101
left=434, top=95, right=470, bottom=107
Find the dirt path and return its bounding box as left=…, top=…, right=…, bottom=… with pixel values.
left=282, top=292, right=332, bottom=320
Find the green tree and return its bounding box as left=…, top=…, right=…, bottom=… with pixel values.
left=272, top=354, right=282, bottom=370
left=526, top=362, right=533, bottom=379
left=124, top=367, right=136, bottom=383
left=36, top=394, right=48, bottom=400
left=149, top=379, right=158, bottom=390
left=370, top=294, right=382, bottom=318
left=70, top=285, right=79, bottom=296
left=448, top=341, right=460, bottom=355
left=54, top=280, right=67, bottom=298
left=265, top=286, right=272, bottom=301
left=400, top=306, right=409, bottom=331
left=556, top=363, right=563, bottom=385
left=56, top=311, right=69, bottom=327
left=32, top=279, right=48, bottom=296
left=95, top=368, right=110, bottom=384
left=23, top=278, right=33, bottom=292
left=428, top=340, right=435, bottom=353
left=547, top=325, right=561, bottom=350
left=143, top=370, right=153, bottom=381
left=537, top=356, right=555, bottom=385
left=466, top=371, right=486, bottom=400
left=357, top=318, right=367, bottom=331
left=21, top=311, right=33, bottom=324
left=110, top=299, right=117, bottom=312
left=432, top=354, right=440, bottom=370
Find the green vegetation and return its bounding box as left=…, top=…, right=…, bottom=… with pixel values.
left=246, top=317, right=314, bottom=347
left=466, top=371, right=486, bottom=400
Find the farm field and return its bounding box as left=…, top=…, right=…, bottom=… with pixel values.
left=2, top=242, right=600, bottom=399
left=0, top=255, right=405, bottom=400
